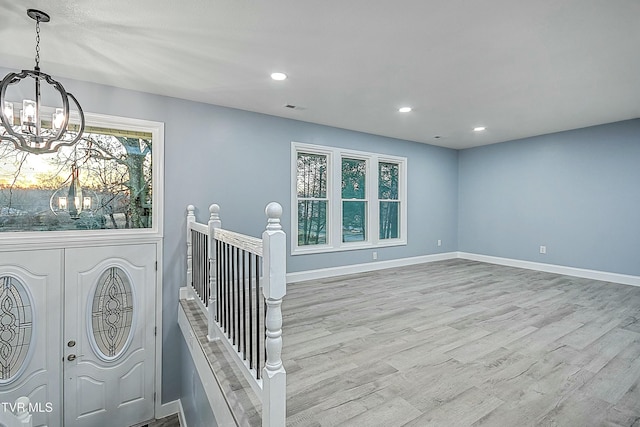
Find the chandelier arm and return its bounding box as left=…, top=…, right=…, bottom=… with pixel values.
left=67, top=92, right=86, bottom=141
left=0, top=72, right=19, bottom=129
left=41, top=72, right=71, bottom=134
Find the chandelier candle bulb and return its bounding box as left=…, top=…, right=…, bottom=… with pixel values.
left=22, top=100, right=37, bottom=126
left=53, top=108, right=64, bottom=130
left=3, top=102, right=13, bottom=124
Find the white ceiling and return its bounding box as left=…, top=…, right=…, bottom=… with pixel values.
left=1, top=0, right=639, bottom=149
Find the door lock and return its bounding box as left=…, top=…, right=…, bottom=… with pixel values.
left=67, top=340, right=76, bottom=347
left=67, top=354, right=76, bottom=361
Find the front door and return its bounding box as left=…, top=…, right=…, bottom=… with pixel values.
left=0, top=249, right=63, bottom=427
left=63, top=244, right=156, bottom=427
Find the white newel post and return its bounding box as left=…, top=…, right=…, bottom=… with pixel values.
left=183, top=204, right=196, bottom=300
left=207, top=204, right=221, bottom=342
left=261, top=202, right=287, bottom=427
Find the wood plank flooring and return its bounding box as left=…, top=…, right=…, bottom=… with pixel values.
left=282, top=259, right=640, bottom=426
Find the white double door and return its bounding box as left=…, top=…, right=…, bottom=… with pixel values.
left=0, top=244, right=156, bottom=427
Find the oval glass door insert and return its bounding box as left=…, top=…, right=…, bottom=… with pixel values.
left=90, top=267, right=135, bottom=361
left=0, top=276, right=34, bottom=384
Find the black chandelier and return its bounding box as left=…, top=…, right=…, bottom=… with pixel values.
left=0, top=9, right=85, bottom=154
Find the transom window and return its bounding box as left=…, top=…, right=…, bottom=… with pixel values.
left=0, top=113, right=162, bottom=234
left=292, top=142, right=407, bottom=254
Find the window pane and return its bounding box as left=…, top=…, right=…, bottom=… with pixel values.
left=379, top=162, right=399, bottom=200
left=379, top=201, right=399, bottom=239
left=297, top=153, right=327, bottom=198
left=297, top=200, right=327, bottom=245
left=342, top=201, right=366, bottom=242
left=342, top=158, right=366, bottom=199
left=0, top=128, right=153, bottom=232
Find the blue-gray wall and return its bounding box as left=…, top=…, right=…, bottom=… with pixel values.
left=0, top=67, right=457, bottom=404
left=458, top=119, right=640, bottom=276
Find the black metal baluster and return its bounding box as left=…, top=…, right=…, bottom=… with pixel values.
left=219, top=241, right=224, bottom=329
left=229, top=245, right=233, bottom=341
left=235, top=246, right=240, bottom=347
left=205, top=236, right=209, bottom=307
left=221, top=241, right=226, bottom=332
left=255, top=253, right=261, bottom=380
left=196, top=231, right=201, bottom=299
left=248, top=253, right=253, bottom=371
left=193, top=230, right=198, bottom=296
left=231, top=245, right=236, bottom=344
left=224, top=243, right=231, bottom=337
left=198, top=233, right=203, bottom=300
left=242, top=249, right=247, bottom=358
left=216, top=239, right=220, bottom=322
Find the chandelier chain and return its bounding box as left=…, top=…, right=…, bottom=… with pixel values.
left=35, top=17, right=41, bottom=70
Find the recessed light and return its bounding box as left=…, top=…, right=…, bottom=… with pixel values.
left=473, top=126, right=486, bottom=132
left=398, top=107, right=412, bottom=113
left=271, top=72, right=287, bottom=81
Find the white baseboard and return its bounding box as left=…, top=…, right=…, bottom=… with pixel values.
left=457, top=252, right=640, bottom=287
left=177, top=400, right=187, bottom=427
left=285, top=250, right=640, bottom=287
left=155, top=400, right=179, bottom=419
left=286, top=252, right=457, bottom=283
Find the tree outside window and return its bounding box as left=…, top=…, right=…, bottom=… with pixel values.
left=0, top=127, right=153, bottom=232
left=379, top=162, right=400, bottom=239
left=341, top=158, right=367, bottom=242
left=296, top=152, right=327, bottom=245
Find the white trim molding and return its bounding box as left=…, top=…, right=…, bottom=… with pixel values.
left=457, top=252, right=640, bottom=287
left=286, top=252, right=457, bottom=283
left=155, top=400, right=181, bottom=421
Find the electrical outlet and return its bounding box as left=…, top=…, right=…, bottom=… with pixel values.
left=437, top=239, right=442, bottom=247
left=539, top=245, right=546, bottom=254
left=372, top=252, right=378, bottom=260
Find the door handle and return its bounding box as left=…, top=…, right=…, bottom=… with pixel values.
left=67, top=354, right=77, bottom=361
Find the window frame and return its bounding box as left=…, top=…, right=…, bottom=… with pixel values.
left=295, top=148, right=332, bottom=249
left=291, top=142, right=407, bottom=255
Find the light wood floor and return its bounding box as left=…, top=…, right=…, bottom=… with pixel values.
left=282, top=259, right=640, bottom=426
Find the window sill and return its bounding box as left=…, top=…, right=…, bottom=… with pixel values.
left=291, top=239, right=406, bottom=256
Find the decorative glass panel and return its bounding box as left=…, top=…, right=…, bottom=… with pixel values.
left=0, top=276, right=33, bottom=384
left=342, top=158, right=366, bottom=199
left=298, top=200, right=327, bottom=245
left=343, top=201, right=366, bottom=242
left=380, top=201, right=399, bottom=239
left=0, top=126, right=153, bottom=232
left=90, top=267, right=134, bottom=360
